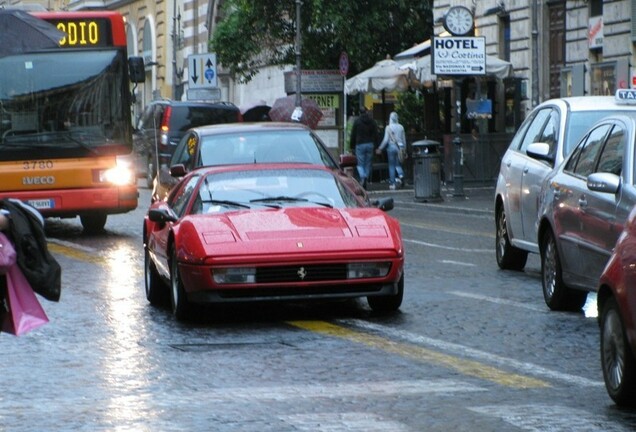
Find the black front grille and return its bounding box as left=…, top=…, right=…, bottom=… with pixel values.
left=256, top=264, right=347, bottom=283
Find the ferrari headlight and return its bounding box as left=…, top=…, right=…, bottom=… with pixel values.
left=213, top=267, right=256, bottom=284
left=347, top=262, right=390, bottom=279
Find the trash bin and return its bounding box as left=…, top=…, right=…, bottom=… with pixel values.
left=412, top=140, right=442, bottom=202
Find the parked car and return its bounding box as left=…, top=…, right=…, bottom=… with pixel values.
left=495, top=96, right=636, bottom=271
left=133, top=100, right=241, bottom=187
left=536, top=113, right=636, bottom=311
left=143, top=163, right=404, bottom=320
left=151, top=121, right=362, bottom=202
left=598, top=205, right=636, bottom=406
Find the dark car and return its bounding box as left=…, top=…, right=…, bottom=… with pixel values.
left=143, top=163, right=402, bottom=321
left=151, top=122, right=362, bottom=202
left=133, top=100, right=241, bottom=187
left=598, top=204, right=636, bottom=406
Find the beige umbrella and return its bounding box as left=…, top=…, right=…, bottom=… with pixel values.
left=344, top=58, right=420, bottom=95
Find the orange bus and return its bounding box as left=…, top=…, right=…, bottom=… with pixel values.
left=0, top=11, right=144, bottom=233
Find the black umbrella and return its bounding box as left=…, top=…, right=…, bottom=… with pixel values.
left=0, top=9, right=66, bottom=57
left=240, top=100, right=271, bottom=122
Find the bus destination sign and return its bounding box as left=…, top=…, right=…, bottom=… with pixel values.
left=46, top=18, right=112, bottom=48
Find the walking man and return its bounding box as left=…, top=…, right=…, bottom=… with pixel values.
left=349, top=106, right=379, bottom=189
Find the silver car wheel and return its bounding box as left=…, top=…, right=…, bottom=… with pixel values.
left=542, top=235, right=557, bottom=300
left=496, top=210, right=507, bottom=259
left=495, top=207, right=527, bottom=270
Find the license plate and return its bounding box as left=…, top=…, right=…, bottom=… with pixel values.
left=27, top=199, right=54, bottom=210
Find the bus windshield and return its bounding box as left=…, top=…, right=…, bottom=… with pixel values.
left=0, top=49, right=132, bottom=160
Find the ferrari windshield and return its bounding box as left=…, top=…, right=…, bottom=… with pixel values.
left=196, top=131, right=338, bottom=167
left=0, top=50, right=132, bottom=159
left=192, top=168, right=362, bottom=214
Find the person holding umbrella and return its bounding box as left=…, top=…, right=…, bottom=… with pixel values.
left=349, top=106, right=379, bottom=189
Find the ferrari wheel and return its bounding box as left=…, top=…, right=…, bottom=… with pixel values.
left=540, top=230, right=587, bottom=311
left=495, top=206, right=527, bottom=270
left=144, top=247, right=167, bottom=306
left=368, top=274, right=403, bottom=313
left=170, top=248, right=191, bottom=320
left=601, top=297, right=636, bottom=406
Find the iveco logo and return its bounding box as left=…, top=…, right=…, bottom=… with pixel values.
left=23, top=176, right=55, bottom=185
left=297, top=267, right=307, bottom=280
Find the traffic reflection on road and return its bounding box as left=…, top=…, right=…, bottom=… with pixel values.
left=101, top=243, right=155, bottom=424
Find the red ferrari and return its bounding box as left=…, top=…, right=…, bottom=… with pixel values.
left=598, top=206, right=636, bottom=406
left=143, top=163, right=404, bottom=320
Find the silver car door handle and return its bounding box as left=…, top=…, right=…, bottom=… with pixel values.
left=523, top=167, right=529, bottom=174
left=579, top=197, right=588, bottom=207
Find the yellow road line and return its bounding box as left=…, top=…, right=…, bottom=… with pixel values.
left=48, top=243, right=105, bottom=265
left=288, top=320, right=549, bottom=389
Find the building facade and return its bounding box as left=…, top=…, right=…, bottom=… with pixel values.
left=434, top=0, right=636, bottom=123
left=7, top=0, right=636, bottom=128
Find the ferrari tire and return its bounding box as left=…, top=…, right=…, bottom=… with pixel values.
left=601, top=297, right=636, bottom=406
left=601, top=296, right=636, bottom=406
left=170, top=248, right=191, bottom=321
left=495, top=207, right=527, bottom=270
left=144, top=247, right=167, bottom=306
left=368, top=274, right=404, bottom=313
left=540, top=230, right=587, bottom=311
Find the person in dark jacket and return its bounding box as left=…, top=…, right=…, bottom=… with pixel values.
left=349, top=106, right=379, bottom=189
left=0, top=199, right=61, bottom=302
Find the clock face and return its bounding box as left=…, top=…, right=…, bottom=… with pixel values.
left=444, top=6, right=474, bottom=36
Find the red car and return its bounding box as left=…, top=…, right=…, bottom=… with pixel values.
left=143, top=163, right=404, bottom=320
left=598, top=205, right=636, bottom=406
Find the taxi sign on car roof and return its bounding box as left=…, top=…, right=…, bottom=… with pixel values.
left=615, top=89, right=636, bottom=104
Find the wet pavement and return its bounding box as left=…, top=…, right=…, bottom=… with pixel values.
left=366, top=178, right=494, bottom=216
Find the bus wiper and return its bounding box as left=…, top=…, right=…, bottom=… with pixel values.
left=2, top=131, right=97, bottom=154
left=250, top=196, right=332, bottom=208
left=63, top=132, right=101, bottom=155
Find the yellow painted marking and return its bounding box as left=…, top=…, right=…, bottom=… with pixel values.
left=289, top=320, right=549, bottom=389
left=48, top=243, right=105, bottom=264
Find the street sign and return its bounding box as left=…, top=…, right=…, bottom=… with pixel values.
left=188, top=53, right=217, bottom=89
left=339, top=51, right=349, bottom=76
left=187, top=88, right=221, bottom=101
left=432, top=37, right=486, bottom=76
left=615, top=89, right=636, bottom=104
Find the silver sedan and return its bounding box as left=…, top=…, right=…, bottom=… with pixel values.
left=536, top=113, right=636, bottom=311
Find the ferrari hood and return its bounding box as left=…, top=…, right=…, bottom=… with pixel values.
left=185, top=206, right=400, bottom=257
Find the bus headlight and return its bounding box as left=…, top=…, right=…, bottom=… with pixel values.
left=97, top=159, right=135, bottom=186
left=101, top=165, right=135, bottom=185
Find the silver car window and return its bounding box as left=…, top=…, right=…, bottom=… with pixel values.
left=572, top=124, right=612, bottom=178
left=596, top=125, right=624, bottom=176
left=539, top=110, right=559, bottom=156
left=519, top=108, right=552, bottom=153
